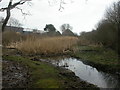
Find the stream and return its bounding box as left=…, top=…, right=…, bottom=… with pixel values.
left=45, top=57, right=120, bottom=88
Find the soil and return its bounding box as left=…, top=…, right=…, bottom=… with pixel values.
left=2, top=58, right=98, bottom=88
left=2, top=60, right=30, bottom=88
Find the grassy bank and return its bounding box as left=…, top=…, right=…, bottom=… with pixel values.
left=3, top=55, right=61, bottom=88
left=72, top=46, right=120, bottom=73
left=2, top=52, right=97, bottom=88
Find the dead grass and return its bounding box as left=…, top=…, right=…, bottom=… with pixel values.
left=12, top=36, right=78, bottom=55
left=78, top=37, right=103, bottom=47
left=2, top=31, right=25, bottom=46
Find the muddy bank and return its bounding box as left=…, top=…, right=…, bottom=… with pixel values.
left=2, top=55, right=98, bottom=88
left=2, top=47, right=72, bottom=58
left=3, top=47, right=120, bottom=76
left=30, top=57, right=98, bottom=88
left=3, top=49, right=96, bottom=88
left=70, top=54, right=120, bottom=76
left=2, top=60, right=30, bottom=88
left=57, top=67, right=97, bottom=88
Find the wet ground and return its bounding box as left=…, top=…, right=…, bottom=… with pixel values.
left=40, top=57, right=120, bottom=88
left=2, top=56, right=98, bottom=88
left=2, top=60, right=30, bottom=88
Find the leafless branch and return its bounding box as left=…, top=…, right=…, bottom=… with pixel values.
left=0, top=0, right=29, bottom=12
left=27, top=1, right=33, bottom=6
left=1, top=0, right=31, bottom=32
left=59, top=0, right=65, bottom=11
left=0, top=7, right=8, bottom=12
left=15, top=7, right=30, bottom=15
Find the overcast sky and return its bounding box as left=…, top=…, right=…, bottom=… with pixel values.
left=0, top=0, right=118, bottom=34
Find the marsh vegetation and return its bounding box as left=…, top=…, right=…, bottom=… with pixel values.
left=1, top=0, right=120, bottom=89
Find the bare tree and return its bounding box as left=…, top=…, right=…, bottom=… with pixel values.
left=60, top=23, right=73, bottom=32
left=48, top=0, right=69, bottom=11
left=105, top=1, right=120, bottom=28
left=7, top=17, right=22, bottom=27
left=60, top=23, right=74, bottom=36
left=0, top=0, right=78, bottom=32
left=0, top=0, right=31, bottom=32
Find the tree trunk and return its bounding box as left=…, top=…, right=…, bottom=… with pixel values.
left=2, top=8, right=11, bottom=32
left=2, top=0, right=12, bottom=32
left=118, top=1, right=120, bottom=55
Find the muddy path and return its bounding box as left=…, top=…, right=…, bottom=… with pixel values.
left=2, top=60, right=30, bottom=88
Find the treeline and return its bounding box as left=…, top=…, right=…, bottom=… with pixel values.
left=80, top=1, right=120, bottom=53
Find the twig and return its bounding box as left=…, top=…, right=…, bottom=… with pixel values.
left=15, top=7, right=30, bottom=15
left=59, top=0, right=65, bottom=11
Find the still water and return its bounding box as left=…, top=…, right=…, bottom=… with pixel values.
left=49, top=57, right=120, bottom=88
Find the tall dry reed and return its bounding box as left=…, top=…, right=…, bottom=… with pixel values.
left=13, top=36, right=78, bottom=55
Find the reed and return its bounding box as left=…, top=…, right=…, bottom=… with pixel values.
left=14, top=36, right=78, bottom=55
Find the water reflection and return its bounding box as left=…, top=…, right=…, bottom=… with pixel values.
left=51, top=58, right=120, bottom=88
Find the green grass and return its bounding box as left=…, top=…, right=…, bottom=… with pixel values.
left=3, top=53, right=99, bottom=88
left=3, top=55, right=62, bottom=88
left=73, top=46, right=120, bottom=71
left=3, top=55, right=97, bottom=88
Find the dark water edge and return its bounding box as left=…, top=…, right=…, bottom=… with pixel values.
left=41, top=57, right=120, bottom=88
left=2, top=55, right=98, bottom=88
left=71, top=55, right=120, bottom=76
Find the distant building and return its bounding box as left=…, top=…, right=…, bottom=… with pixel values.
left=23, top=28, right=33, bottom=32
left=4, top=26, right=23, bottom=33
left=33, top=29, right=45, bottom=34
left=62, top=29, right=75, bottom=36
left=23, top=31, right=33, bottom=34
left=23, top=28, right=33, bottom=35
left=4, top=26, right=45, bottom=35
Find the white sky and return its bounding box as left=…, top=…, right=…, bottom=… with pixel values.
left=0, top=0, right=119, bottom=34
